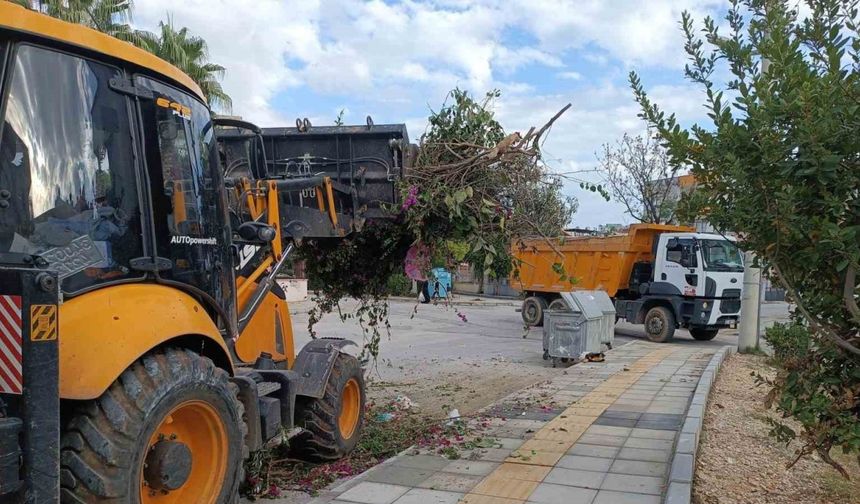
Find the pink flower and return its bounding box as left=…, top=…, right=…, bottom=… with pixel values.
left=401, top=185, right=420, bottom=211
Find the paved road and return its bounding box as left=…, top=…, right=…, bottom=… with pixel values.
left=290, top=298, right=790, bottom=366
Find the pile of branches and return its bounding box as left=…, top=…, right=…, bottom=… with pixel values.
left=298, top=89, right=574, bottom=358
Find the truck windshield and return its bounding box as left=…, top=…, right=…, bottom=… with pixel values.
left=700, top=239, right=743, bottom=272
left=0, top=44, right=143, bottom=293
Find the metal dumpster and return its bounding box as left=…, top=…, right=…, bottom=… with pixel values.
left=542, top=290, right=615, bottom=367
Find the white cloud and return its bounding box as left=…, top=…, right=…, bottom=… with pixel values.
left=130, top=0, right=725, bottom=225
left=558, top=71, right=583, bottom=80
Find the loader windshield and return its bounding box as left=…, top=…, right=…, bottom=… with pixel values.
left=0, top=44, right=144, bottom=292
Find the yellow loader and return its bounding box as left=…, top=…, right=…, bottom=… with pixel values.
left=0, top=3, right=410, bottom=502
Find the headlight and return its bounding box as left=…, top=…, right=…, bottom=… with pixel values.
left=703, top=302, right=709, bottom=309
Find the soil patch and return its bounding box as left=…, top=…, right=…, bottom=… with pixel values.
left=693, top=353, right=859, bottom=504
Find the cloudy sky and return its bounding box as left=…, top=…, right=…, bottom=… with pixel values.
left=133, top=0, right=729, bottom=228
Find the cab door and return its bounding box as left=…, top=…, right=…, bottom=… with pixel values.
left=134, top=76, right=236, bottom=329
left=656, top=236, right=701, bottom=296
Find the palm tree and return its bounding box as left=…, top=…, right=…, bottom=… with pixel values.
left=18, top=2, right=231, bottom=112
left=38, top=0, right=144, bottom=46
left=137, top=19, right=232, bottom=112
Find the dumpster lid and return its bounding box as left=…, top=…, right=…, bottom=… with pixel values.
left=559, top=290, right=616, bottom=318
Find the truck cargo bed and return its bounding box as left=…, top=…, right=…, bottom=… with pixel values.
left=513, top=224, right=694, bottom=297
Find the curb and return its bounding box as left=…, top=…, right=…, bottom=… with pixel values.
left=664, top=344, right=736, bottom=504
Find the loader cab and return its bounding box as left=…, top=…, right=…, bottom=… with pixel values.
left=0, top=27, right=237, bottom=333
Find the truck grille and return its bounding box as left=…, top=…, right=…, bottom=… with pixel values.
left=720, top=299, right=741, bottom=313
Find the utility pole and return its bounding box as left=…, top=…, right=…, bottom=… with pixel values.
left=739, top=4, right=770, bottom=353
left=739, top=251, right=762, bottom=352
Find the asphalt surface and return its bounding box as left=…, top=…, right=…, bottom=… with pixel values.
left=290, top=297, right=790, bottom=366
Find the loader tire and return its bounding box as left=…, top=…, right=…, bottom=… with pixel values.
left=291, top=353, right=365, bottom=462
left=644, top=306, right=675, bottom=343
left=690, top=328, right=719, bottom=341
left=60, top=348, right=247, bottom=504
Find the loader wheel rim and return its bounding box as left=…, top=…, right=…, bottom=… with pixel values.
left=339, top=378, right=361, bottom=440
left=140, top=400, right=228, bottom=503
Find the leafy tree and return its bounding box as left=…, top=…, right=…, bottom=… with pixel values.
left=630, top=0, right=859, bottom=475
left=21, top=2, right=231, bottom=111
left=25, top=0, right=143, bottom=44
left=598, top=130, right=680, bottom=224
left=137, top=19, right=232, bottom=111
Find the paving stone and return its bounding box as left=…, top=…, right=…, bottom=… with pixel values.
left=442, top=460, right=499, bottom=476
left=676, top=433, right=695, bottom=455
left=592, top=416, right=637, bottom=428
left=608, top=459, right=668, bottom=477
left=592, top=490, right=660, bottom=504
left=394, top=455, right=454, bottom=471
left=543, top=467, right=605, bottom=489
left=460, top=494, right=522, bottom=504
left=472, top=474, right=539, bottom=500
left=338, top=482, right=411, bottom=504
left=492, top=427, right=530, bottom=439
left=556, top=455, right=613, bottom=472
left=527, top=482, right=598, bottom=504
left=629, top=428, right=676, bottom=440
left=577, top=434, right=628, bottom=447
left=669, top=453, right=694, bottom=483
left=494, top=438, right=525, bottom=450
left=567, top=443, right=619, bottom=459
left=476, top=448, right=515, bottom=462
left=585, top=425, right=631, bottom=437
left=365, top=465, right=436, bottom=487
left=418, top=472, right=483, bottom=493
left=492, top=463, right=552, bottom=482
left=623, top=437, right=674, bottom=451
left=617, top=447, right=672, bottom=463
left=606, top=402, right=649, bottom=412
left=665, top=482, right=692, bottom=504
left=393, top=489, right=463, bottom=504
left=600, top=410, right=641, bottom=421
left=600, top=473, right=663, bottom=495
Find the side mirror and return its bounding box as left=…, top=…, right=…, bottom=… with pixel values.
left=237, top=222, right=276, bottom=244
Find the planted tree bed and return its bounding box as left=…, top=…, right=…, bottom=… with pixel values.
left=693, top=353, right=859, bottom=504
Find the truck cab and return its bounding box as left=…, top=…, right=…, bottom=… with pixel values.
left=620, top=231, right=744, bottom=341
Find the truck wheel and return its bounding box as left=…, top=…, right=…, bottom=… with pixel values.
left=548, top=299, right=568, bottom=312
left=522, top=296, right=548, bottom=327
left=292, top=353, right=365, bottom=462
left=644, top=306, right=675, bottom=343
left=690, top=328, right=719, bottom=341
left=60, top=348, right=247, bottom=504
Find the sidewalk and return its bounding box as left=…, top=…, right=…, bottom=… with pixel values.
left=310, top=340, right=720, bottom=504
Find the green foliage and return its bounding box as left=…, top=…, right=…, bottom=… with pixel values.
left=385, top=273, right=413, bottom=297
left=30, top=1, right=232, bottom=111
left=405, top=88, right=576, bottom=277
left=763, top=322, right=811, bottom=363
left=631, top=0, right=860, bottom=476
left=38, top=0, right=144, bottom=46
left=137, top=18, right=232, bottom=111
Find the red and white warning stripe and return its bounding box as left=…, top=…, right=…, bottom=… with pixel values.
left=0, top=295, right=23, bottom=394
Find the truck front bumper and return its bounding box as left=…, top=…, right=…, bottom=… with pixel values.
left=690, top=297, right=740, bottom=328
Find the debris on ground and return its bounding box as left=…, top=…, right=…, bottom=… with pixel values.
left=244, top=398, right=492, bottom=498
left=693, top=353, right=860, bottom=504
